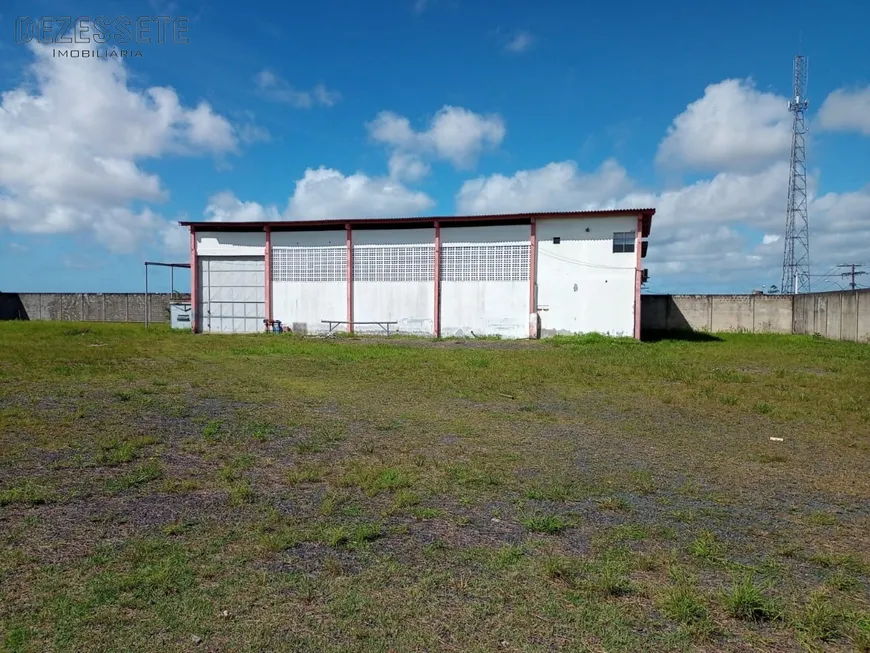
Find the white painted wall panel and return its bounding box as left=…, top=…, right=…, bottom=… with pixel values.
left=273, top=281, right=346, bottom=334
left=196, top=231, right=265, bottom=257
left=352, top=227, right=435, bottom=335
left=354, top=227, right=434, bottom=246
left=272, top=231, right=346, bottom=248
left=271, top=230, right=347, bottom=334
left=536, top=216, right=638, bottom=337
left=441, top=224, right=530, bottom=246
left=441, top=281, right=528, bottom=338
left=439, top=223, right=531, bottom=339
left=354, top=282, right=434, bottom=334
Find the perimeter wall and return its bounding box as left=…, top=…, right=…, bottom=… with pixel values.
left=641, top=290, right=870, bottom=342
left=0, top=293, right=184, bottom=323
left=2, top=290, right=868, bottom=342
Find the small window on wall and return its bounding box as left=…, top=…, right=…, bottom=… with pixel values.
left=612, top=231, right=636, bottom=253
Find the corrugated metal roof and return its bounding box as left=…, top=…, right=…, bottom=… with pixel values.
left=179, top=208, right=655, bottom=233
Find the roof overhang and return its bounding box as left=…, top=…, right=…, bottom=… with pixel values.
left=180, top=208, right=656, bottom=234
left=640, top=212, right=652, bottom=239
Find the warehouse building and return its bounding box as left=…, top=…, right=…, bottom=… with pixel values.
left=179, top=208, right=654, bottom=339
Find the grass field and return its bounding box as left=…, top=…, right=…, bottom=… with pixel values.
left=1, top=322, right=869, bottom=652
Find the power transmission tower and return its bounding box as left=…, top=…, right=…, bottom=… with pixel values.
left=781, top=54, right=811, bottom=294
left=838, top=263, right=866, bottom=290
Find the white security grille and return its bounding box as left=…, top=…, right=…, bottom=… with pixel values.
left=441, top=244, right=530, bottom=282
left=273, top=243, right=530, bottom=282
left=273, top=247, right=346, bottom=282
left=354, top=245, right=434, bottom=282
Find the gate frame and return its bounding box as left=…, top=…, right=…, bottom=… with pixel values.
left=144, top=261, right=191, bottom=329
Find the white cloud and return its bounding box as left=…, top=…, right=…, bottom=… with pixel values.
left=369, top=112, right=415, bottom=148
left=454, top=157, right=745, bottom=259
left=656, top=79, right=792, bottom=172
left=255, top=70, right=340, bottom=108
left=368, top=106, right=505, bottom=170
left=92, top=208, right=167, bottom=253
left=0, top=42, right=250, bottom=252
left=504, top=31, right=535, bottom=54
left=160, top=221, right=190, bottom=255
left=204, top=191, right=281, bottom=222
left=160, top=191, right=284, bottom=253
left=287, top=167, right=434, bottom=219
left=185, top=103, right=238, bottom=153
left=455, top=152, right=870, bottom=291
left=237, top=121, right=271, bottom=144
left=388, top=152, right=430, bottom=182
left=177, top=167, right=435, bottom=242
left=456, top=159, right=633, bottom=214
left=634, top=170, right=870, bottom=291
left=818, top=87, right=870, bottom=135
left=647, top=162, right=788, bottom=230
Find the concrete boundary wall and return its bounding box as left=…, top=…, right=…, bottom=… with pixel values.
left=642, top=290, right=870, bottom=342
left=792, top=290, right=870, bottom=341
left=0, top=293, right=187, bottom=323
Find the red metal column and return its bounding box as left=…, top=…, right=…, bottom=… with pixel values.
left=529, top=217, right=537, bottom=338
left=264, top=226, right=273, bottom=324
left=433, top=221, right=441, bottom=338
left=346, top=223, right=354, bottom=334
left=189, top=228, right=198, bottom=333
left=634, top=214, right=643, bottom=340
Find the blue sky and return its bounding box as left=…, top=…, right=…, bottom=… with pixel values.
left=1, top=0, right=869, bottom=294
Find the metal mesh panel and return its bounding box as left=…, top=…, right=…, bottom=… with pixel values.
left=441, top=244, right=530, bottom=282
left=273, top=247, right=347, bottom=282
left=354, top=245, right=434, bottom=282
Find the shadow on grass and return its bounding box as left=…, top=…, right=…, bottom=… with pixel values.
left=641, top=330, right=724, bottom=343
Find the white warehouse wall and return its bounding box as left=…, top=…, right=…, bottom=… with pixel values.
left=192, top=213, right=645, bottom=338
left=353, top=228, right=435, bottom=335
left=440, top=224, right=530, bottom=339
left=536, top=216, right=638, bottom=337
left=196, top=231, right=265, bottom=257
left=272, top=230, right=346, bottom=334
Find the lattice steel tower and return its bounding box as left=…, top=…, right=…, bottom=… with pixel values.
left=781, top=54, right=810, bottom=294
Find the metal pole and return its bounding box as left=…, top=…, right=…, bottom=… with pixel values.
left=171, top=266, right=175, bottom=296
left=145, top=263, right=149, bottom=329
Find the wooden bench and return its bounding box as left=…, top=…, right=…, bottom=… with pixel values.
left=322, top=320, right=399, bottom=337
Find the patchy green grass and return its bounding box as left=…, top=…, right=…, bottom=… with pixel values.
left=315, top=522, right=383, bottom=548
left=688, top=530, right=724, bottom=561
left=595, top=495, right=633, bottom=513
left=723, top=574, right=781, bottom=622
left=0, top=322, right=869, bottom=651
left=521, top=513, right=571, bottom=534
left=795, top=591, right=847, bottom=643
left=336, top=462, right=413, bottom=496
left=104, top=460, right=163, bottom=493
left=286, top=463, right=327, bottom=486
left=0, top=480, right=51, bottom=506
left=662, top=583, right=710, bottom=624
